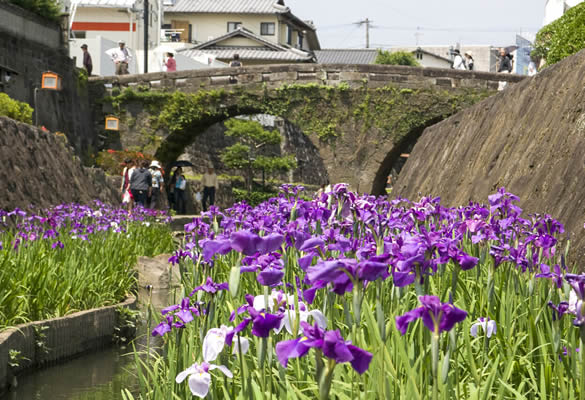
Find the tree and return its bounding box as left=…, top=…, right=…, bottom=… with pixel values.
left=374, top=50, right=420, bottom=66
left=533, top=2, right=585, bottom=67
left=220, top=118, right=297, bottom=191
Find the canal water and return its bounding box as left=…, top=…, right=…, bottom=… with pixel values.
left=2, top=286, right=172, bottom=400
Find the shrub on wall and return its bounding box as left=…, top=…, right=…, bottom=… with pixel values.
left=533, top=2, right=585, bottom=67
left=375, top=50, right=420, bottom=66
left=0, top=93, right=34, bottom=124
left=8, top=0, right=62, bottom=22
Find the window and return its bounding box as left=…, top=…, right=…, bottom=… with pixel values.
left=261, top=22, right=275, bottom=35
left=297, top=34, right=303, bottom=49
left=72, top=31, right=86, bottom=39
left=286, top=25, right=292, bottom=45
left=227, top=22, right=242, bottom=32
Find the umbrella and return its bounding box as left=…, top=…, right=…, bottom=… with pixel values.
left=172, top=160, right=195, bottom=168
left=105, top=46, right=133, bottom=59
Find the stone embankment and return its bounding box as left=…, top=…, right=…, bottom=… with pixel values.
left=0, top=116, right=119, bottom=210
left=394, top=49, right=585, bottom=263
left=0, top=296, right=136, bottom=395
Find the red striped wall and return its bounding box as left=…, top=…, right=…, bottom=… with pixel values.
left=71, top=22, right=136, bottom=31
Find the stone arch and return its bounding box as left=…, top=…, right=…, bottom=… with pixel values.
left=97, top=82, right=494, bottom=194
left=370, top=116, right=446, bottom=196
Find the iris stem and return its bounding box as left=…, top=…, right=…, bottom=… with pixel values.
left=431, top=332, right=439, bottom=400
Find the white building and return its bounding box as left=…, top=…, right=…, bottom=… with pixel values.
left=392, top=45, right=501, bottom=72
left=543, top=0, right=584, bottom=25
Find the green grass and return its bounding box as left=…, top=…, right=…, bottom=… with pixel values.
left=0, top=219, right=174, bottom=329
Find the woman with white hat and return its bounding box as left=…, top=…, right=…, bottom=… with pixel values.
left=149, top=160, right=165, bottom=209
left=464, top=51, right=475, bottom=71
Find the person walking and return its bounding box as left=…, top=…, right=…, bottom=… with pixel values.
left=164, top=52, right=177, bottom=72
left=81, top=44, right=93, bottom=75
left=120, top=158, right=135, bottom=211
left=498, top=48, right=514, bottom=73
left=464, top=51, right=474, bottom=71
left=229, top=54, right=242, bottom=83
left=173, top=167, right=187, bottom=214
left=130, top=160, right=152, bottom=208
left=111, top=40, right=132, bottom=75
left=451, top=49, right=466, bottom=70
left=202, top=166, right=218, bottom=212
left=149, top=160, right=165, bottom=209
left=229, top=53, right=243, bottom=67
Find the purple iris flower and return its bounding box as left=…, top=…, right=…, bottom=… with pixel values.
left=548, top=301, right=570, bottom=321
left=536, top=264, right=563, bottom=288
left=51, top=241, right=64, bottom=249
left=455, top=252, right=478, bottom=271
left=152, top=315, right=185, bottom=337
left=565, top=274, right=585, bottom=300
left=227, top=306, right=283, bottom=340
left=395, top=295, right=467, bottom=335
left=275, top=322, right=372, bottom=374
left=190, top=276, right=229, bottom=296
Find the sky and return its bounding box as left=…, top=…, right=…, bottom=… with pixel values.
left=288, top=0, right=547, bottom=49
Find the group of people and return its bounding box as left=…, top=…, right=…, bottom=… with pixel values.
left=119, top=159, right=219, bottom=214
left=120, top=159, right=165, bottom=211
left=451, top=49, right=475, bottom=71
left=79, top=41, right=177, bottom=76
left=452, top=47, right=519, bottom=74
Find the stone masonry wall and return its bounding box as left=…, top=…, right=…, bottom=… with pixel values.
left=0, top=117, right=119, bottom=210
left=0, top=2, right=97, bottom=161
left=394, top=48, right=585, bottom=266
left=90, top=63, right=526, bottom=93
left=0, top=296, right=136, bottom=395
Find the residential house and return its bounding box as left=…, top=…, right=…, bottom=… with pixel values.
left=392, top=46, right=501, bottom=72
left=163, top=0, right=320, bottom=65
left=313, top=48, right=451, bottom=69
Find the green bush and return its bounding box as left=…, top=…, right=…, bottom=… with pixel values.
left=374, top=50, right=420, bottom=66
left=0, top=93, right=33, bottom=124
left=533, top=2, right=585, bottom=67
left=8, top=0, right=62, bottom=22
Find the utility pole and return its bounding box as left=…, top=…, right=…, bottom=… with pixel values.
left=355, top=18, right=372, bottom=48
left=143, top=0, right=149, bottom=73
left=365, top=18, right=370, bottom=48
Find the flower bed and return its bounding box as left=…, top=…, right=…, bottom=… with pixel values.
left=129, top=185, right=580, bottom=399
left=0, top=202, right=174, bottom=330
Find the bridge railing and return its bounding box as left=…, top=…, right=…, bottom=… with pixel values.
left=88, top=64, right=526, bottom=92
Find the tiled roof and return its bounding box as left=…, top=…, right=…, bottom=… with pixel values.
left=194, top=27, right=283, bottom=51
left=165, top=0, right=288, bottom=14
left=314, top=49, right=378, bottom=65
left=180, top=48, right=313, bottom=61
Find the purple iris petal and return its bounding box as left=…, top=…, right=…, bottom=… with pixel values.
left=357, top=260, right=388, bottom=282
left=322, top=330, right=353, bottom=363
left=348, top=344, right=373, bottom=374
left=200, top=239, right=232, bottom=261
left=395, top=307, right=425, bottom=335
left=275, top=337, right=311, bottom=367
left=456, top=252, right=478, bottom=271
left=299, top=237, right=324, bottom=252
left=231, top=231, right=262, bottom=256
left=298, top=254, right=314, bottom=271
left=258, top=233, right=285, bottom=254
left=257, top=268, right=285, bottom=286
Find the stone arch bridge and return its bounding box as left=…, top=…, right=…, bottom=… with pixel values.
left=90, top=64, right=524, bottom=194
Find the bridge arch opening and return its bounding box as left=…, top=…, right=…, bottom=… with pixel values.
left=158, top=111, right=329, bottom=190
left=370, top=116, right=445, bottom=196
